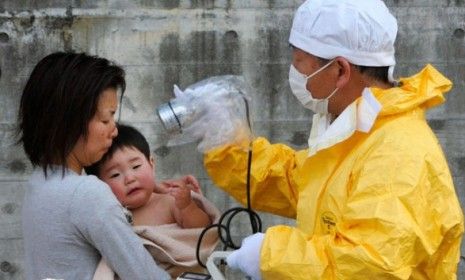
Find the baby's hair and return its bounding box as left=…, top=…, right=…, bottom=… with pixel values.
left=17, top=52, right=125, bottom=176
left=85, top=123, right=151, bottom=176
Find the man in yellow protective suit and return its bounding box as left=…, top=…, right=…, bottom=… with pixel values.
left=203, top=0, right=464, bottom=279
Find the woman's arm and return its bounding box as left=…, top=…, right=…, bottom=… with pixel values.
left=70, top=177, right=170, bottom=280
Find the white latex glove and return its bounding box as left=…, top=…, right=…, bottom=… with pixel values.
left=226, top=233, right=264, bottom=280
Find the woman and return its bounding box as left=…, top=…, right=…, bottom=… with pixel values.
left=17, top=52, right=170, bottom=280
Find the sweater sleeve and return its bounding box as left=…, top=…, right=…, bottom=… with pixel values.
left=69, top=176, right=170, bottom=280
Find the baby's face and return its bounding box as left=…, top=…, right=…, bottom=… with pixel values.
left=99, top=146, right=155, bottom=209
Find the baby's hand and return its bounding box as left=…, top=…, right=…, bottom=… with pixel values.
left=179, top=175, right=202, bottom=195
left=153, top=181, right=170, bottom=194
left=158, top=175, right=203, bottom=195
left=168, top=182, right=193, bottom=210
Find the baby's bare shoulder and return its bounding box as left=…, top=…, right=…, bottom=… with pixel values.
left=148, top=193, right=175, bottom=207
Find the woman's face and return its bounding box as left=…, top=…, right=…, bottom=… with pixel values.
left=67, top=88, right=118, bottom=173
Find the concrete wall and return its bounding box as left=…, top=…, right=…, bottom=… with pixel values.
left=0, top=0, right=464, bottom=279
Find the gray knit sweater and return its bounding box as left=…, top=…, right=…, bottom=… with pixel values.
left=22, top=168, right=170, bottom=280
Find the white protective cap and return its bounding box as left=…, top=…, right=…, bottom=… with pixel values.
left=289, top=0, right=398, bottom=81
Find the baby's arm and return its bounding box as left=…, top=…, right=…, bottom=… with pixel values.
left=168, top=182, right=211, bottom=228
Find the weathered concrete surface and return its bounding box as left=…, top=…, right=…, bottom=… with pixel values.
left=0, top=1, right=464, bottom=279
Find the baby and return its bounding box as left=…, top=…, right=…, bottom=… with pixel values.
left=86, top=124, right=219, bottom=279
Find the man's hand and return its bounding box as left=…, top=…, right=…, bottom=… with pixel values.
left=226, top=232, right=264, bottom=280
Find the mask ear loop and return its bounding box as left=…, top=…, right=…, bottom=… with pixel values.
left=304, top=59, right=335, bottom=80
left=326, top=87, right=339, bottom=101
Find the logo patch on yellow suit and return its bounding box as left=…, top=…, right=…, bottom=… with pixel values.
left=321, top=212, right=337, bottom=234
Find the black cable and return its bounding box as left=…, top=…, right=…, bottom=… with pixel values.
left=195, top=91, right=262, bottom=268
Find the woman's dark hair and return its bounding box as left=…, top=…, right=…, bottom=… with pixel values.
left=17, top=52, right=126, bottom=176
left=85, top=123, right=151, bottom=176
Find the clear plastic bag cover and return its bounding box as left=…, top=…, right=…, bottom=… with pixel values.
left=164, top=75, right=252, bottom=152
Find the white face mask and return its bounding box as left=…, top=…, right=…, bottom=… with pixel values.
left=288, top=60, right=339, bottom=114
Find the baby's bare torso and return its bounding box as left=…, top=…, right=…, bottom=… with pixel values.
left=131, top=193, right=176, bottom=226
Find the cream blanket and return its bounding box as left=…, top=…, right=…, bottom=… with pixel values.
left=93, top=193, right=220, bottom=280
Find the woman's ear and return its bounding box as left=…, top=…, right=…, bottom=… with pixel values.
left=334, top=57, right=351, bottom=89
left=149, top=156, right=155, bottom=169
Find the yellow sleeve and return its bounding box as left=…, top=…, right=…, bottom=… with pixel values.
left=260, top=143, right=464, bottom=279
left=204, top=137, right=307, bottom=218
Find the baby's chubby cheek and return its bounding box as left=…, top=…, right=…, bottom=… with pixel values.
left=127, top=189, right=153, bottom=209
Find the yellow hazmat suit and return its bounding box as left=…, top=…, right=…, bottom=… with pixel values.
left=204, top=65, right=464, bottom=279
